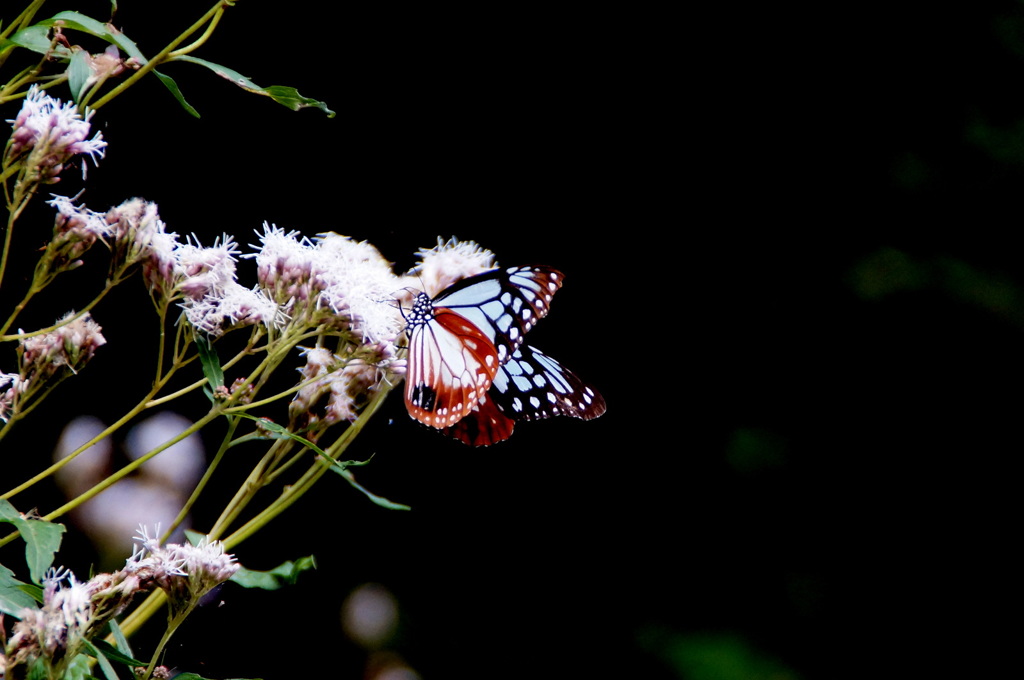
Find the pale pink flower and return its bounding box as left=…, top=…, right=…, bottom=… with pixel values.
left=40, top=195, right=112, bottom=274
left=182, top=281, right=286, bottom=336
left=245, top=225, right=404, bottom=344
left=18, top=311, right=106, bottom=384
left=289, top=346, right=343, bottom=428
left=174, top=233, right=239, bottom=300
left=4, top=527, right=241, bottom=677
left=248, top=224, right=322, bottom=306
left=407, top=237, right=496, bottom=297
left=4, top=85, right=106, bottom=183
left=314, top=232, right=404, bottom=344
left=127, top=527, right=239, bottom=610
left=104, top=197, right=170, bottom=272
left=83, top=45, right=129, bottom=90
left=325, top=359, right=385, bottom=423
left=288, top=342, right=398, bottom=431
left=6, top=570, right=94, bottom=669
left=142, top=225, right=181, bottom=295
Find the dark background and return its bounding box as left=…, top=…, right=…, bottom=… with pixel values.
left=3, top=1, right=1023, bottom=678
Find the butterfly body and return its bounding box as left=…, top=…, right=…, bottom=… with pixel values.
left=403, top=265, right=604, bottom=445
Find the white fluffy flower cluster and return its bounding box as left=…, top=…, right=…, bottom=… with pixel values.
left=128, top=525, right=240, bottom=605
left=3, top=528, right=242, bottom=676
left=4, top=570, right=94, bottom=669
left=408, top=236, right=497, bottom=298
left=4, top=85, right=107, bottom=183
left=18, top=311, right=106, bottom=381
left=246, top=224, right=405, bottom=344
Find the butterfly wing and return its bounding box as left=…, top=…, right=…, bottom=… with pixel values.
left=404, top=304, right=501, bottom=428
left=432, top=265, right=564, bottom=364
left=441, top=392, right=517, bottom=447
left=489, top=345, right=606, bottom=421
left=441, top=344, right=606, bottom=446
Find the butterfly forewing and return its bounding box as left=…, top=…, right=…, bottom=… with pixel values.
left=404, top=301, right=501, bottom=428
left=432, top=265, right=564, bottom=363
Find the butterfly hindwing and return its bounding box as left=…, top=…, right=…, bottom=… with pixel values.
left=440, top=345, right=606, bottom=446
left=441, top=392, right=516, bottom=447
left=489, top=345, right=606, bottom=422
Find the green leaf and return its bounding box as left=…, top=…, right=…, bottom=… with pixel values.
left=0, top=563, right=38, bottom=617
left=260, top=85, right=336, bottom=116
left=21, top=581, right=44, bottom=603
left=195, top=333, right=224, bottom=394
left=4, top=25, right=73, bottom=58
left=152, top=69, right=200, bottom=118
left=243, top=416, right=292, bottom=439
left=81, top=640, right=121, bottom=680
left=20, top=520, right=66, bottom=584
left=231, top=414, right=409, bottom=509
left=68, top=48, right=92, bottom=102
left=41, top=10, right=206, bottom=118
left=108, top=618, right=134, bottom=659
left=174, top=55, right=334, bottom=116
left=0, top=497, right=20, bottom=521
left=36, top=11, right=204, bottom=116
left=84, top=638, right=146, bottom=668
left=330, top=465, right=411, bottom=511
left=0, top=498, right=66, bottom=583
left=62, top=654, right=94, bottom=680
left=26, top=657, right=50, bottom=680
left=41, top=12, right=148, bottom=65
left=230, top=555, right=317, bottom=590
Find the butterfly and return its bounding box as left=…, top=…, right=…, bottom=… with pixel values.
left=403, top=265, right=604, bottom=445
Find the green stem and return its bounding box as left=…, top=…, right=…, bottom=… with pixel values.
left=0, top=353, right=183, bottom=499
left=0, top=185, right=33, bottom=296
left=0, top=372, right=70, bottom=434
left=89, top=1, right=231, bottom=111
left=168, top=328, right=308, bottom=539
left=206, top=436, right=292, bottom=540
left=39, top=410, right=221, bottom=522
left=162, top=418, right=238, bottom=541
left=142, top=606, right=193, bottom=680
left=220, top=378, right=306, bottom=412
left=107, top=590, right=165, bottom=644
left=222, top=383, right=393, bottom=550
left=167, top=7, right=225, bottom=58
left=0, top=0, right=47, bottom=42
left=0, top=280, right=118, bottom=340
left=0, top=64, right=41, bottom=106
left=145, top=340, right=253, bottom=408
left=106, top=371, right=396, bottom=646
left=0, top=399, right=210, bottom=550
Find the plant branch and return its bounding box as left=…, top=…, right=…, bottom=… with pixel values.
left=88, top=1, right=232, bottom=111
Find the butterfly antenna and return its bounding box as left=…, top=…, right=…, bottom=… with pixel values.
left=389, top=283, right=429, bottom=321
